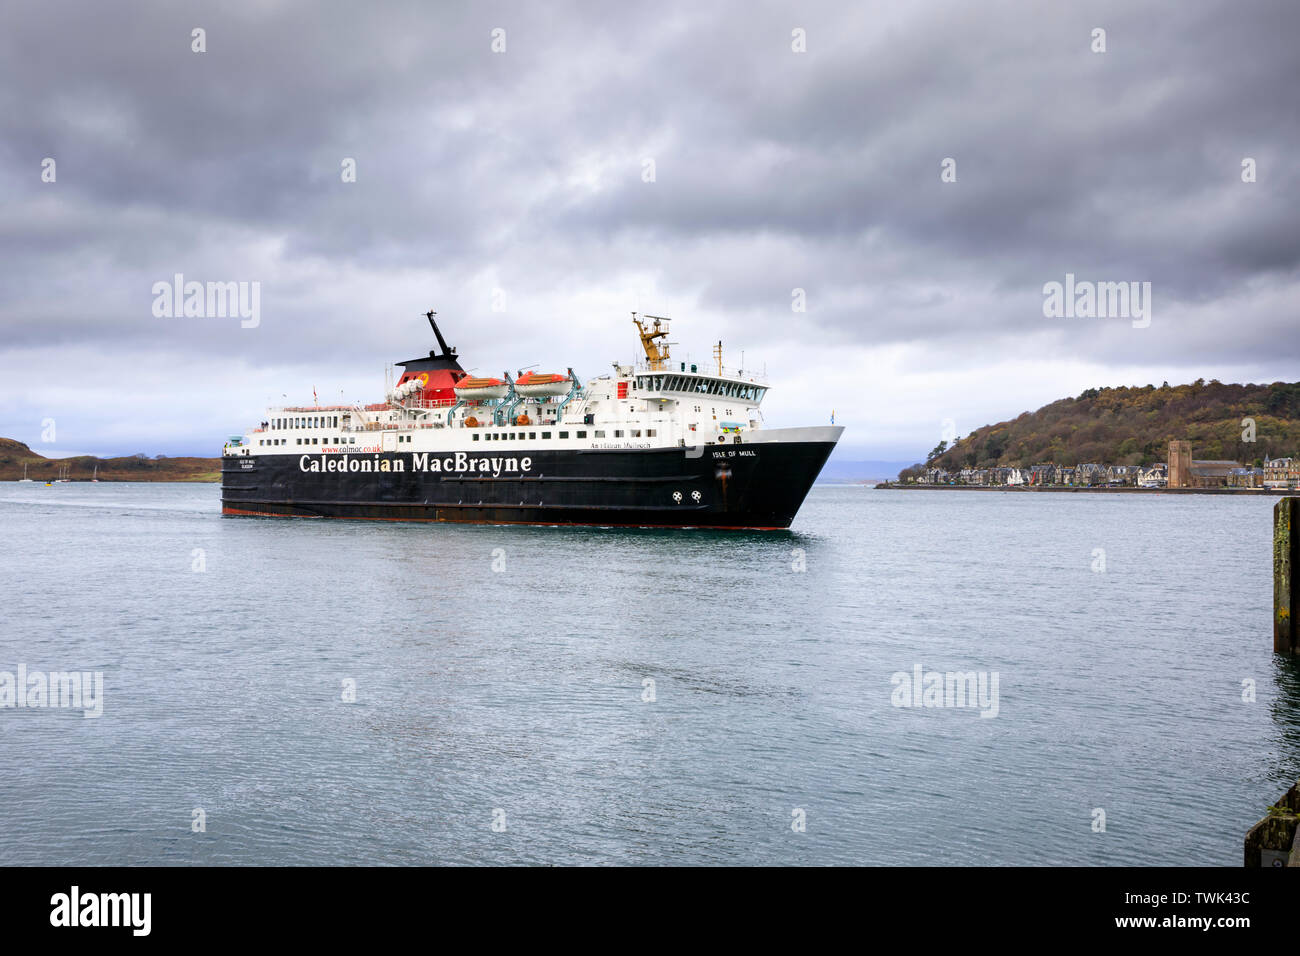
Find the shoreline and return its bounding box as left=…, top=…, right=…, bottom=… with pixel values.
left=876, top=483, right=1288, bottom=495
left=3, top=476, right=219, bottom=484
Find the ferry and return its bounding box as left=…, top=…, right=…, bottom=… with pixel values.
left=221, top=311, right=842, bottom=529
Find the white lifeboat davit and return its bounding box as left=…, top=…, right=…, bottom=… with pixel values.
left=453, top=376, right=510, bottom=401
left=514, top=371, right=571, bottom=398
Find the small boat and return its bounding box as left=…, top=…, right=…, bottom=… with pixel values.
left=92, top=464, right=99, bottom=483
left=55, top=463, right=71, bottom=483
left=514, top=371, right=572, bottom=398
left=18, top=463, right=33, bottom=482
left=453, top=376, right=510, bottom=401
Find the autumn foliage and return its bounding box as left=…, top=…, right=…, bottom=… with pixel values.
left=899, top=380, right=1300, bottom=480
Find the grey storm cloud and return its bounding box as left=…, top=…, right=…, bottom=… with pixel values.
left=1, top=0, right=1297, bottom=457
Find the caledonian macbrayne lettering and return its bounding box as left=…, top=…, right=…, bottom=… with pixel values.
left=299, top=452, right=533, bottom=477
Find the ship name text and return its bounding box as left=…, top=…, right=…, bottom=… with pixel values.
left=298, top=453, right=533, bottom=476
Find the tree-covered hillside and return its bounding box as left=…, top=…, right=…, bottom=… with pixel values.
left=0, top=438, right=220, bottom=481
left=900, top=380, right=1300, bottom=479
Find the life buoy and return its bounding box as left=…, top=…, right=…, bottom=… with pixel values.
left=516, top=414, right=531, bottom=426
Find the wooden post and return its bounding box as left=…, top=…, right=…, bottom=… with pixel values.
left=1244, top=779, right=1300, bottom=866
left=1276, top=498, right=1299, bottom=654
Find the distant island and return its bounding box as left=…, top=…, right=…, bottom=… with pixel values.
left=888, top=379, right=1300, bottom=491
left=0, top=438, right=220, bottom=482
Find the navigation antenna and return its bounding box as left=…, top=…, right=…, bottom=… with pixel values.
left=632, top=312, right=672, bottom=370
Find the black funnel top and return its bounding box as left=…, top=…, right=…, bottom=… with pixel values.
left=397, top=310, right=465, bottom=371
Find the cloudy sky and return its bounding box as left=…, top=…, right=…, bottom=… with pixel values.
left=2, top=0, right=1296, bottom=461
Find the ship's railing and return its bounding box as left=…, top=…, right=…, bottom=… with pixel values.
left=634, top=361, right=767, bottom=384
left=342, top=421, right=449, bottom=432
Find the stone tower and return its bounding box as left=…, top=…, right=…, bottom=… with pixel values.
left=1169, top=440, right=1193, bottom=488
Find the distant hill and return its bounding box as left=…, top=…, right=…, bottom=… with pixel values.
left=0, top=438, right=221, bottom=482
left=901, top=380, right=1300, bottom=479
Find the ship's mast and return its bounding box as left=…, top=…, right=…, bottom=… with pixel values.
left=632, top=313, right=672, bottom=370
left=425, top=309, right=456, bottom=359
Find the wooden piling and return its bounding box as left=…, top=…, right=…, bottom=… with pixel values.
left=1276, top=498, right=1298, bottom=654
left=1244, top=781, right=1300, bottom=866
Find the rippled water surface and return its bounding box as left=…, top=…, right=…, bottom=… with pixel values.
left=1, top=481, right=1297, bottom=865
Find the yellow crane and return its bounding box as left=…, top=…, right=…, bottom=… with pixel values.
left=632, top=313, right=672, bottom=370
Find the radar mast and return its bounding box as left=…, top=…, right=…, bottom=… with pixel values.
left=632, top=313, right=672, bottom=370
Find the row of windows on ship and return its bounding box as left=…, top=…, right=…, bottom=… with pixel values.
left=265, top=404, right=741, bottom=434
left=258, top=427, right=662, bottom=448
left=266, top=415, right=342, bottom=430
left=634, top=375, right=766, bottom=401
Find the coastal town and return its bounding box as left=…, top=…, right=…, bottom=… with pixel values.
left=892, top=442, right=1299, bottom=491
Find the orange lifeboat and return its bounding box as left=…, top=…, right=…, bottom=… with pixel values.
left=453, top=376, right=510, bottom=401
left=515, top=371, right=571, bottom=398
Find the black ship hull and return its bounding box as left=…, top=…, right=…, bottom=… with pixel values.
left=222, top=437, right=837, bottom=529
